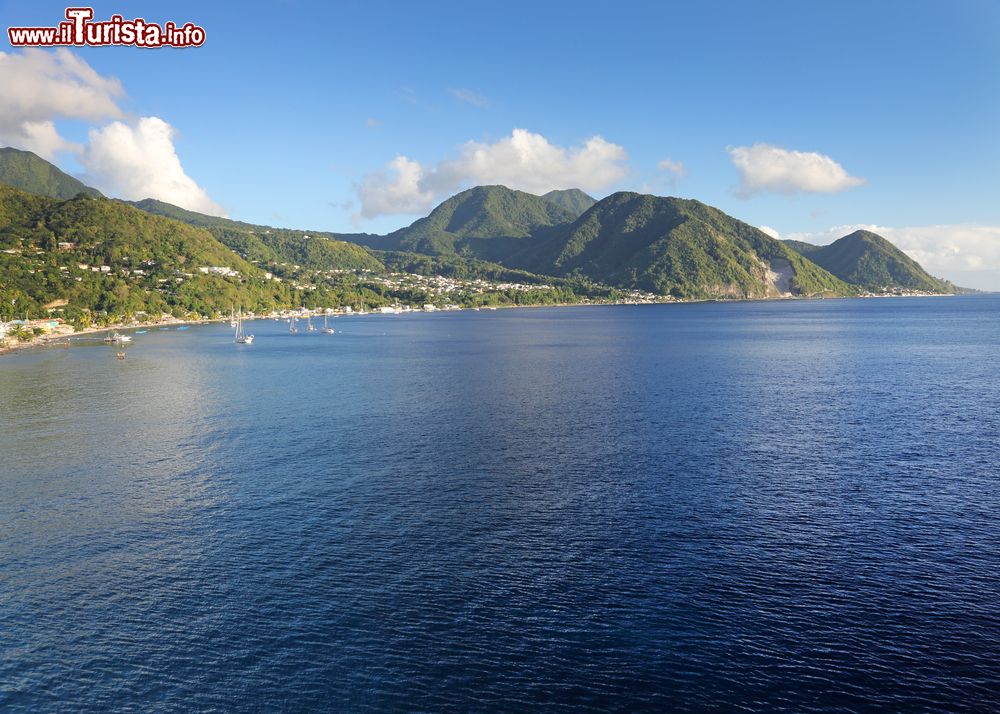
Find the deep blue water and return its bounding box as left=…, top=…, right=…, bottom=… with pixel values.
left=2, top=296, right=999, bottom=712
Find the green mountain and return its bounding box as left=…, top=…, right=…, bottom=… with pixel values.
left=780, top=239, right=822, bottom=258
left=502, top=192, right=852, bottom=298
left=353, top=185, right=579, bottom=258
left=130, top=198, right=384, bottom=273
left=0, top=148, right=953, bottom=309
left=782, top=230, right=953, bottom=293
left=0, top=185, right=294, bottom=323
left=542, top=188, right=596, bottom=216
left=336, top=187, right=855, bottom=298
left=0, top=147, right=103, bottom=200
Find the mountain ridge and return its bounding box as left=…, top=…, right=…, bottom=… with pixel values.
left=0, top=147, right=103, bottom=200
left=0, top=184, right=294, bottom=323
left=542, top=188, right=596, bottom=215
left=129, top=198, right=384, bottom=273
left=348, top=185, right=581, bottom=257
left=0, top=149, right=956, bottom=303
left=782, top=231, right=953, bottom=293
left=501, top=192, right=852, bottom=298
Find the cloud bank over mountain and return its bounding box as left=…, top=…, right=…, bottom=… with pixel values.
left=0, top=48, right=223, bottom=215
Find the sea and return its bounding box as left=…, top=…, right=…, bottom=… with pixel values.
left=2, top=296, right=999, bottom=712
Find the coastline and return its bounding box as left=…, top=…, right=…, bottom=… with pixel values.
left=0, top=316, right=231, bottom=357
left=0, top=292, right=960, bottom=358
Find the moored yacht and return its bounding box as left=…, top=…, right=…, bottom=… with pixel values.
left=234, top=307, right=254, bottom=344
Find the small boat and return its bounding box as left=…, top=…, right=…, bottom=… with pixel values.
left=104, top=332, right=132, bottom=343
left=229, top=305, right=237, bottom=328
left=116, top=351, right=126, bottom=360
left=322, top=314, right=335, bottom=334
left=289, top=317, right=298, bottom=334
left=234, top=307, right=254, bottom=344
left=307, top=314, right=316, bottom=332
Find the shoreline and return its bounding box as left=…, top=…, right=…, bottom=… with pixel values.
left=0, top=292, right=962, bottom=358
left=0, top=316, right=232, bottom=357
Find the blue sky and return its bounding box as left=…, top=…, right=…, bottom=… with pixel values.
left=2, top=0, right=999, bottom=287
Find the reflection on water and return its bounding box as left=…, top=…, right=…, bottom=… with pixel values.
left=2, top=297, right=999, bottom=712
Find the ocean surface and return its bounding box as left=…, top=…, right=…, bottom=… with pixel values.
left=2, top=296, right=999, bottom=712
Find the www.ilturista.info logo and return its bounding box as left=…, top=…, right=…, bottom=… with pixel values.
left=8, top=7, right=205, bottom=48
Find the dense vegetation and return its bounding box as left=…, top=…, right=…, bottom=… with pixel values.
left=780, top=239, right=822, bottom=258
left=0, top=147, right=955, bottom=321
left=782, top=231, right=954, bottom=293
left=374, top=250, right=630, bottom=299
left=363, top=190, right=851, bottom=299
left=349, top=185, right=581, bottom=256
left=0, top=185, right=296, bottom=324
left=377, top=250, right=562, bottom=284
left=333, top=189, right=855, bottom=299
left=0, top=186, right=611, bottom=328
left=541, top=189, right=596, bottom=216
left=0, top=148, right=102, bottom=200
left=131, top=198, right=384, bottom=273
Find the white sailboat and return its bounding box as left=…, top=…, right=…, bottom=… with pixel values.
left=289, top=316, right=298, bottom=333
left=229, top=305, right=237, bottom=328
left=322, top=314, right=334, bottom=334
left=307, top=314, right=316, bottom=332
left=234, top=307, right=254, bottom=344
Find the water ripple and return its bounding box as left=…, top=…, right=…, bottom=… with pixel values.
left=2, top=297, right=999, bottom=712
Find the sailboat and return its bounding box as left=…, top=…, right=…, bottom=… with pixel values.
left=307, top=313, right=316, bottom=332
left=322, top=314, right=334, bottom=334
left=234, top=307, right=254, bottom=344
left=289, top=316, right=298, bottom=334
left=229, top=305, right=237, bottom=328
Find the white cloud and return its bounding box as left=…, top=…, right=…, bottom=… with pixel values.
left=357, top=128, right=628, bottom=218
left=657, top=158, right=687, bottom=177
left=728, top=143, right=865, bottom=197
left=640, top=157, right=688, bottom=194
left=0, top=48, right=123, bottom=159
left=758, top=225, right=781, bottom=239
left=439, top=129, right=628, bottom=194
left=81, top=117, right=224, bottom=216
left=0, top=49, right=220, bottom=214
left=787, top=223, right=1000, bottom=291
left=785, top=224, right=872, bottom=246
left=448, top=88, right=490, bottom=108
left=17, top=120, right=79, bottom=158
left=357, top=155, right=435, bottom=218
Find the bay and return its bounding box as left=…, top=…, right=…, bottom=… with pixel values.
left=2, top=296, right=999, bottom=712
